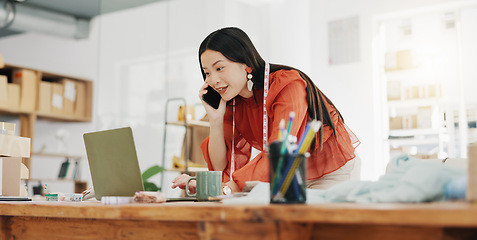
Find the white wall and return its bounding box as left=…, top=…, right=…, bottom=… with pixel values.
left=462, top=6, right=477, bottom=106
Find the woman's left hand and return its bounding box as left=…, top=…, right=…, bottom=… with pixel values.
left=223, top=180, right=240, bottom=194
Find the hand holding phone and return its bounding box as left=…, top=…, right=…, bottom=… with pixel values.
left=202, top=86, right=221, bottom=109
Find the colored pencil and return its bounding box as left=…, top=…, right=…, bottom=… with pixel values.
left=271, top=112, right=295, bottom=194
left=278, top=119, right=285, bottom=141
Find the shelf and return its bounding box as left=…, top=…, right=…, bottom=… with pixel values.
left=384, top=66, right=436, bottom=81
left=36, top=111, right=91, bottom=122
left=166, top=120, right=210, bottom=128
left=0, top=109, right=92, bottom=122
left=0, top=63, right=93, bottom=184
left=32, top=152, right=83, bottom=160
left=161, top=98, right=210, bottom=190
left=388, top=137, right=440, bottom=146
left=388, top=128, right=446, bottom=137
left=385, top=66, right=419, bottom=73
left=0, top=109, right=91, bottom=122
left=0, top=107, right=33, bottom=115
left=24, top=178, right=85, bottom=183
left=387, top=98, right=447, bottom=108
left=23, top=178, right=87, bottom=193
left=1, top=62, right=92, bottom=195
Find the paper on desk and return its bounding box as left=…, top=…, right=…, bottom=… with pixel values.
left=222, top=182, right=270, bottom=205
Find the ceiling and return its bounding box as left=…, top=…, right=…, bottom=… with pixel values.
left=0, top=0, right=164, bottom=38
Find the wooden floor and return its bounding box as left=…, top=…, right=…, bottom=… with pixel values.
left=1, top=201, right=477, bottom=239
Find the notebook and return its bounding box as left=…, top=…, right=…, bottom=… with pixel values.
left=84, top=127, right=197, bottom=202
left=84, top=127, right=145, bottom=201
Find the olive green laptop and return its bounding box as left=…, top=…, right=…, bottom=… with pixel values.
left=83, top=127, right=144, bottom=200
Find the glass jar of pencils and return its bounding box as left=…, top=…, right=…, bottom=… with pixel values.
left=268, top=141, right=308, bottom=204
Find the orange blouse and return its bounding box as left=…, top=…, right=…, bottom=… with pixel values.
left=200, top=69, right=359, bottom=190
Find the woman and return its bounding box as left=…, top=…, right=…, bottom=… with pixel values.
left=172, top=27, right=360, bottom=194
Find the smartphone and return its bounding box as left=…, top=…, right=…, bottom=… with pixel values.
left=202, top=86, right=221, bottom=109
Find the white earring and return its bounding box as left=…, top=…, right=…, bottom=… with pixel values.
left=247, top=73, right=253, bottom=91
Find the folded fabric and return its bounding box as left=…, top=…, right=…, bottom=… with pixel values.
left=444, top=176, right=467, bottom=200
left=307, top=155, right=466, bottom=203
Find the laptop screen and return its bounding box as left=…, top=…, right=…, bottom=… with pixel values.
left=83, top=127, right=144, bottom=200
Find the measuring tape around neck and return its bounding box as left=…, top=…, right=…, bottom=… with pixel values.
left=230, top=62, right=270, bottom=181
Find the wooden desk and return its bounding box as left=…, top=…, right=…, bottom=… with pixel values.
left=1, top=201, right=477, bottom=240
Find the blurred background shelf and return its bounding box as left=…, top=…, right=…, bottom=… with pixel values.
left=24, top=152, right=86, bottom=193
left=161, top=98, right=209, bottom=190
left=32, top=152, right=83, bottom=159
left=0, top=64, right=93, bottom=179
left=166, top=120, right=210, bottom=128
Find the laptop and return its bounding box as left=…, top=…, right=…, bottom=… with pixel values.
left=84, top=127, right=196, bottom=202
left=84, top=127, right=145, bottom=200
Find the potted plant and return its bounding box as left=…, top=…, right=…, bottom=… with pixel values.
left=142, top=165, right=165, bottom=191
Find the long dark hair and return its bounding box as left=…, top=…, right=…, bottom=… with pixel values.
left=198, top=27, right=344, bottom=149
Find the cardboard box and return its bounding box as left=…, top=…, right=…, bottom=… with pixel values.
left=0, top=75, right=7, bottom=108
left=397, top=50, right=414, bottom=69
left=12, top=69, right=38, bottom=111
left=51, top=82, right=64, bottom=115
left=0, top=122, right=15, bottom=135
left=389, top=116, right=403, bottom=130
left=37, top=81, right=53, bottom=113
left=38, top=81, right=52, bottom=113
left=428, top=84, right=441, bottom=98
left=0, top=134, right=31, bottom=158
left=61, top=78, right=76, bottom=115
left=0, top=158, right=29, bottom=196
left=1, top=157, right=22, bottom=196
left=467, top=143, right=477, bottom=202
left=74, top=81, right=86, bottom=117
left=0, top=52, right=4, bottom=68
left=385, top=50, right=414, bottom=71
left=0, top=124, right=30, bottom=197
left=7, top=83, right=20, bottom=109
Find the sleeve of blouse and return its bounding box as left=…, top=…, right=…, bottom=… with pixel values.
left=201, top=128, right=251, bottom=183
left=267, top=70, right=339, bottom=147
left=268, top=76, right=308, bottom=141
left=200, top=107, right=235, bottom=173
left=200, top=137, right=215, bottom=171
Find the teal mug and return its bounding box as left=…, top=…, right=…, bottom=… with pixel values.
left=186, top=171, right=222, bottom=201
